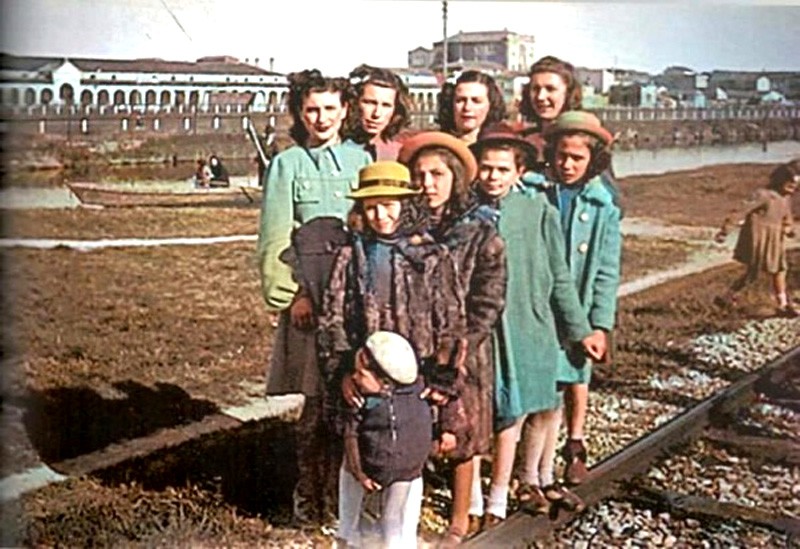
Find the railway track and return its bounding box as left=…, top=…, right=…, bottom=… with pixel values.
left=465, top=345, right=800, bottom=547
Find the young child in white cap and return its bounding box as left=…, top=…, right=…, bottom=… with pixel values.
left=337, top=330, right=434, bottom=549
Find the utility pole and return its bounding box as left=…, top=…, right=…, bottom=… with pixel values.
left=442, top=1, right=448, bottom=80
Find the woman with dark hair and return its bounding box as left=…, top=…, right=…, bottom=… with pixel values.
left=437, top=70, right=507, bottom=145
left=256, top=68, right=371, bottom=524
left=344, top=64, right=413, bottom=160
left=398, top=132, right=507, bottom=545
left=517, top=56, right=583, bottom=170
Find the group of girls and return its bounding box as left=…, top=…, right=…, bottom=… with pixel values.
left=256, top=57, right=623, bottom=548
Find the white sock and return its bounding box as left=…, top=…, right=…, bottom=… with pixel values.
left=486, top=483, right=509, bottom=519
left=469, top=457, right=484, bottom=516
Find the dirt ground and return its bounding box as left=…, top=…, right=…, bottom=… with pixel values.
left=2, top=161, right=799, bottom=546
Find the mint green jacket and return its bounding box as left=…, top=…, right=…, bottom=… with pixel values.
left=257, top=144, right=371, bottom=311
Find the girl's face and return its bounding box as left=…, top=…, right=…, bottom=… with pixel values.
left=554, top=134, right=593, bottom=185
left=453, top=82, right=490, bottom=136
left=478, top=148, right=525, bottom=199
left=359, top=83, right=397, bottom=139
left=301, top=90, right=348, bottom=147
left=781, top=176, right=799, bottom=195
left=529, top=71, right=569, bottom=122
left=412, top=151, right=454, bottom=211
left=363, top=196, right=403, bottom=235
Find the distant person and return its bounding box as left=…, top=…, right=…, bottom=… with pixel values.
left=437, top=70, right=507, bottom=145
left=194, top=159, right=212, bottom=188
left=715, top=158, right=799, bottom=317
left=344, top=64, right=413, bottom=160
left=208, top=154, right=230, bottom=187
left=256, top=68, right=371, bottom=524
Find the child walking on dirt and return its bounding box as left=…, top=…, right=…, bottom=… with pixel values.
left=715, top=159, right=799, bottom=318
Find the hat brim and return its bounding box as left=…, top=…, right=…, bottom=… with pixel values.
left=470, top=135, right=539, bottom=160
left=348, top=186, right=421, bottom=199
left=398, top=132, right=478, bottom=183
left=543, top=122, right=614, bottom=146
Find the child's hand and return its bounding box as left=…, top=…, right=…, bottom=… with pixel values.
left=438, top=432, right=457, bottom=455
left=581, top=330, right=607, bottom=362
left=420, top=387, right=450, bottom=405
left=359, top=476, right=381, bottom=492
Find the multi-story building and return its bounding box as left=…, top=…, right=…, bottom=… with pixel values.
left=408, top=29, right=535, bottom=73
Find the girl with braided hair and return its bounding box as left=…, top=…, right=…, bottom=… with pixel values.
left=257, top=68, right=371, bottom=524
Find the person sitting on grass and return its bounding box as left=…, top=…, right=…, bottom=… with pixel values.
left=715, top=158, right=799, bottom=318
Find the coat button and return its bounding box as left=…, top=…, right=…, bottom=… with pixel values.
left=578, top=242, right=589, bottom=254
left=579, top=212, right=589, bottom=222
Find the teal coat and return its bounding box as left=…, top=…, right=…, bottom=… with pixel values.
left=492, top=190, right=593, bottom=424
left=257, top=143, right=371, bottom=311
left=522, top=173, right=622, bottom=383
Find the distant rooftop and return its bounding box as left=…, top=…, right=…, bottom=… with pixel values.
left=0, top=53, right=282, bottom=76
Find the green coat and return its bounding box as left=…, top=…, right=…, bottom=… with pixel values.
left=523, top=174, right=622, bottom=383
left=493, top=190, right=593, bottom=425
left=257, top=143, right=371, bottom=312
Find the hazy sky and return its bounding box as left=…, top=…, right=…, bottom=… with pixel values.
left=2, top=0, right=799, bottom=75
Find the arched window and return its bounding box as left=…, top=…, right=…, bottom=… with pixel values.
left=174, top=90, right=185, bottom=106
left=113, top=90, right=125, bottom=105
left=98, top=89, right=110, bottom=105
left=24, top=88, right=36, bottom=105
left=9, top=88, right=20, bottom=105
left=145, top=90, right=156, bottom=106
left=41, top=88, right=54, bottom=105
left=189, top=90, right=199, bottom=105
left=59, top=83, right=74, bottom=104
left=80, top=89, right=93, bottom=105
left=160, top=90, right=171, bottom=105
left=129, top=90, right=141, bottom=105
left=268, top=90, right=278, bottom=108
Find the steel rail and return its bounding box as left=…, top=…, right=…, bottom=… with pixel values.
left=465, top=345, right=800, bottom=547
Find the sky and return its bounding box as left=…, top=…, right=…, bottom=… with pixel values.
left=1, top=0, right=799, bottom=76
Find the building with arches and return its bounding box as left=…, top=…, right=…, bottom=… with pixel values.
left=0, top=53, right=288, bottom=112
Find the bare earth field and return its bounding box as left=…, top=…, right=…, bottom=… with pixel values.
left=1, top=162, right=799, bottom=546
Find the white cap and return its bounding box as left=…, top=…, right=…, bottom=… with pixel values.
left=364, top=331, right=418, bottom=385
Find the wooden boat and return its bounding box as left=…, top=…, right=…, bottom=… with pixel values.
left=67, top=177, right=262, bottom=208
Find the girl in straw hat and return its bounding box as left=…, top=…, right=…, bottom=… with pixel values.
left=319, top=161, right=468, bottom=548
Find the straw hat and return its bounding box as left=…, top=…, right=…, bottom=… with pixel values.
left=542, top=111, right=614, bottom=146
left=397, top=131, right=478, bottom=183
left=364, top=331, right=418, bottom=385
left=349, top=161, right=421, bottom=199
